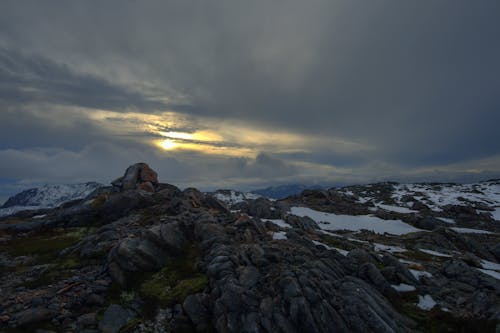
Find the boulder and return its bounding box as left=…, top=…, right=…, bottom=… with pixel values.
left=98, top=304, right=135, bottom=333
left=13, top=307, right=56, bottom=327
left=112, top=163, right=158, bottom=192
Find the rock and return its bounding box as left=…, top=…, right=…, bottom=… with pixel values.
left=77, top=312, right=96, bottom=327
left=139, top=165, right=158, bottom=183
left=183, top=294, right=210, bottom=330
left=160, top=221, right=187, bottom=253
left=98, top=304, right=135, bottom=333
left=109, top=228, right=170, bottom=279
left=491, top=243, right=500, bottom=261
left=246, top=198, right=281, bottom=219
left=286, top=214, right=319, bottom=231
left=239, top=265, right=260, bottom=288
left=415, top=217, right=439, bottom=230
left=13, top=307, right=56, bottom=327
left=112, top=163, right=158, bottom=192
left=137, top=181, right=155, bottom=193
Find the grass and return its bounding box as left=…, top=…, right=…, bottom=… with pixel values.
left=0, top=227, right=95, bottom=263
left=0, top=227, right=96, bottom=289
left=20, top=255, right=81, bottom=289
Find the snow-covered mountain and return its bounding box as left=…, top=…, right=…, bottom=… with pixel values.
left=210, top=189, right=261, bottom=206
left=0, top=182, right=103, bottom=217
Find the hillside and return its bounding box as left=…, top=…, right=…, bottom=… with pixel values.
left=0, top=164, right=499, bottom=332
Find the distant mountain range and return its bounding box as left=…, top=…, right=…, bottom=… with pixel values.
left=250, top=184, right=328, bottom=199
left=0, top=182, right=102, bottom=217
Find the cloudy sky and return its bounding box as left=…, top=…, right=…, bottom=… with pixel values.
left=1, top=1, right=499, bottom=201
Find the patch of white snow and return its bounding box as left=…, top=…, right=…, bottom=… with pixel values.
left=290, top=206, right=423, bottom=235
left=417, top=295, right=437, bottom=310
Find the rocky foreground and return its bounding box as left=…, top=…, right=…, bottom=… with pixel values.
left=0, top=164, right=499, bottom=332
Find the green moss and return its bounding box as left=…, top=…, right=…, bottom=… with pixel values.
left=0, top=227, right=95, bottom=264
left=139, top=243, right=208, bottom=306
left=20, top=255, right=82, bottom=289
left=140, top=273, right=208, bottom=306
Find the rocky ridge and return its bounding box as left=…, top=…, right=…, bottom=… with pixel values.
left=0, top=165, right=499, bottom=332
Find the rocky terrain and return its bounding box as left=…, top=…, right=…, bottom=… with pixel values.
left=0, top=164, right=499, bottom=332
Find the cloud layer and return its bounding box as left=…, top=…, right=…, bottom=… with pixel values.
left=0, top=1, right=499, bottom=198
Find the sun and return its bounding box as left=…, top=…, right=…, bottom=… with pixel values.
left=158, top=139, right=178, bottom=150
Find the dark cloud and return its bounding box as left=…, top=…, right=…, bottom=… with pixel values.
left=0, top=0, right=499, bottom=197
left=0, top=47, right=181, bottom=111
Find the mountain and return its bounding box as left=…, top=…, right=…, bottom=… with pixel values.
left=0, top=164, right=499, bottom=332
left=209, top=189, right=261, bottom=206
left=250, top=184, right=327, bottom=199
left=0, top=182, right=103, bottom=217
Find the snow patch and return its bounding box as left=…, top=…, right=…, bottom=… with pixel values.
left=264, top=219, right=292, bottom=229
left=417, top=295, right=437, bottom=310
left=290, top=206, right=423, bottom=235
left=450, top=227, right=493, bottom=234
left=272, top=231, right=287, bottom=240
left=392, top=283, right=416, bottom=292
left=480, top=259, right=500, bottom=271
left=312, top=240, right=349, bottom=256
left=477, top=268, right=500, bottom=280
left=373, top=243, right=406, bottom=253
left=410, top=269, right=432, bottom=280
left=437, top=217, right=456, bottom=224
left=419, top=249, right=452, bottom=257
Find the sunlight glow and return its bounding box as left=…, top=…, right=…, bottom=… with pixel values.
left=159, top=139, right=178, bottom=150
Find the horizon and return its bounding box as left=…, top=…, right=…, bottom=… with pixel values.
left=1, top=1, right=500, bottom=201
left=2, top=171, right=500, bottom=206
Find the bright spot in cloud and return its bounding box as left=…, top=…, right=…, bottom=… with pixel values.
left=159, top=139, right=178, bottom=150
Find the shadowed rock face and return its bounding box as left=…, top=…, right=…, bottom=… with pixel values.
left=0, top=167, right=499, bottom=332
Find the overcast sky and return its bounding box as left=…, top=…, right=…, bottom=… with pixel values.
left=1, top=0, right=499, bottom=200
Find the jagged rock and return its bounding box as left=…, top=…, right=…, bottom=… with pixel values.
left=183, top=294, right=210, bottom=331
left=13, top=307, right=57, bottom=327
left=108, top=228, right=171, bottom=283
left=245, top=197, right=281, bottom=219
left=286, top=214, right=319, bottom=231
left=2, top=168, right=500, bottom=333
left=137, top=181, right=155, bottom=193
left=491, top=243, right=500, bottom=261
left=414, top=217, right=439, bottom=230
left=98, top=304, right=135, bottom=333
left=160, top=221, right=187, bottom=253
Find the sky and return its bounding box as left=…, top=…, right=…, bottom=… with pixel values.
left=1, top=0, right=500, bottom=201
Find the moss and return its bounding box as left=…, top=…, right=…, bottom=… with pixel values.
left=138, top=243, right=208, bottom=306
left=20, top=255, right=82, bottom=289
left=140, top=273, right=208, bottom=306
left=0, top=227, right=94, bottom=264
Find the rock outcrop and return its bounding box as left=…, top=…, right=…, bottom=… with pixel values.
left=0, top=166, right=499, bottom=332
left=112, top=163, right=158, bottom=192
